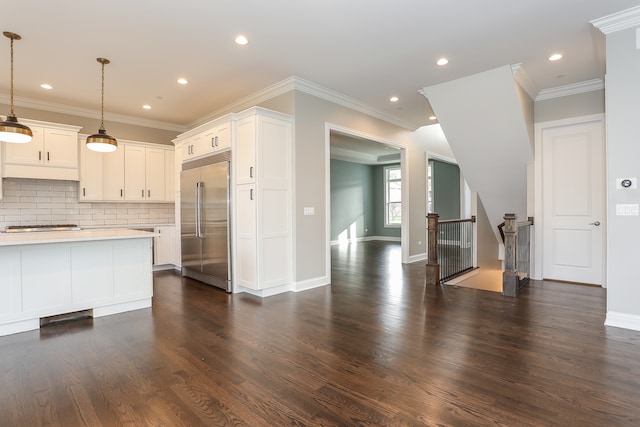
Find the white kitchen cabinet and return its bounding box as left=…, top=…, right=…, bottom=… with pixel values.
left=102, top=146, right=125, bottom=201
left=164, top=149, right=175, bottom=202
left=124, top=145, right=165, bottom=201
left=154, top=225, right=176, bottom=266
left=181, top=133, right=202, bottom=161
left=234, top=107, right=293, bottom=291
left=200, top=122, right=231, bottom=157
left=2, top=120, right=81, bottom=180
left=0, top=233, right=153, bottom=336
left=79, top=137, right=103, bottom=200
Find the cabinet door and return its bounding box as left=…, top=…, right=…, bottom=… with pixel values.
left=235, top=117, right=256, bottom=184
left=154, top=226, right=175, bottom=265
left=164, top=149, right=175, bottom=202
left=21, top=245, right=72, bottom=314
left=181, top=137, right=196, bottom=161
left=145, top=147, right=165, bottom=201
left=102, top=147, right=125, bottom=200
left=124, top=145, right=147, bottom=201
left=4, top=126, right=44, bottom=165
left=79, top=140, right=103, bottom=200
left=235, top=184, right=257, bottom=289
left=44, top=128, right=78, bottom=168
left=216, top=122, right=231, bottom=151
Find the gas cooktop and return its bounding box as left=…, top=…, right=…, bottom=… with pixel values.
left=4, top=224, right=81, bottom=233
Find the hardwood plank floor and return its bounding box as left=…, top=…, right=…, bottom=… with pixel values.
left=1, top=240, right=640, bottom=426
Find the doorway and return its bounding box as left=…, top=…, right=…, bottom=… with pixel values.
left=326, top=124, right=407, bottom=277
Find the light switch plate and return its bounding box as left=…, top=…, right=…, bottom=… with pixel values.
left=303, top=207, right=315, bottom=216
left=616, top=204, right=639, bottom=216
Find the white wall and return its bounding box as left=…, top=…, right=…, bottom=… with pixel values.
left=603, top=26, right=640, bottom=330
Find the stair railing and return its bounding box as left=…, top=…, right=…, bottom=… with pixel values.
left=502, top=213, right=534, bottom=297
left=426, top=213, right=477, bottom=285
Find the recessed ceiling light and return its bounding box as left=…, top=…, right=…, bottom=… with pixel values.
left=142, top=105, right=151, bottom=110
left=40, top=83, right=53, bottom=90
left=177, top=78, right=188, bottom=85
left=235, top=35, right=249, bottom=45
left=390, top=96, right=399, bottom=102
left=549, top=53, right=563, bottom=61
left=429, top=116, right=437, bottom=121
left=436, top=58, right=449, bottom=66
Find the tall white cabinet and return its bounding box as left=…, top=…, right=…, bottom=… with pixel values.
left=173, top=107, right=293, bottom=294
left=234, top=108, right=293, bottom=291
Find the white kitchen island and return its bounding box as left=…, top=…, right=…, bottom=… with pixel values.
left=0, top=229, right=155, bottom=336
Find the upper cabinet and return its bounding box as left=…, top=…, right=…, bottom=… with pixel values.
left=79, top=139, right=174, bottom=203
left=174, top=114, right=233, bottom=164
left=2, top=119, right=81, bottom=181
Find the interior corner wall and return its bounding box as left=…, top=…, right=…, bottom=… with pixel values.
left=603, top=27, right=640, bottom=324
left=329, top=159, right=374, bottom=241
left=0, top=102, right=179, bottom=144
left=293, top=90, right=426, bottom=282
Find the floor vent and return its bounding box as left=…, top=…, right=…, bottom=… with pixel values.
left=40, top=309, right=93, bottom=327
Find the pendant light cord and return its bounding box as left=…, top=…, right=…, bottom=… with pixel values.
left=99, top=60, right=105, bottom=131
left=8, top=36, right=15, bottom=116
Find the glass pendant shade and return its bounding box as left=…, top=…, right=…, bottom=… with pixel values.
left=0, top=115, right=32, bottom=143
left=86, top=128, right=117, bottom=152
left=1, top=31, right=32, bottom=144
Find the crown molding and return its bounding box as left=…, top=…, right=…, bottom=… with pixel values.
left=330, top=146, right=379, bottom=165
left=511, top=63, right=539, bottom=100
left=189, top=76, right=420, bottom=131
left=535, top=79, right=604, bottom=101
left=591, top=6, right=640, bottom=34
left=0, top=94, right=186, bottom=132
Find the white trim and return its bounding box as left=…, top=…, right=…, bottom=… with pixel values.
left=591, top=6, right=640, bottom=34
left=191, top=76, right=419, bottom=131
left=294, top=276, right=330, bottom=293
left=428, top=152, right=457, bottom=165
left=605, top=311, right=640, bottom=331
left=330, top=236, right=401, bottom=245
left=408, top=252, right=427, bottom=263
left=0, top=94, right=186, bottom=132
left=535, top=79, right=604, bottom=101
left=511, top=63, right=539, bottom=100
left=533, top=113, right=605, bottom=281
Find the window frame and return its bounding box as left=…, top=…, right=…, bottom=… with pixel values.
left=384, top=165, right=402, bottom=228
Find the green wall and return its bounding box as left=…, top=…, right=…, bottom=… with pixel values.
left=431, top=159, right=460, bottom=220
left=330, top=159, right=400, bottom=241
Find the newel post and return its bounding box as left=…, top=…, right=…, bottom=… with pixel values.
left=502, top=213, right=518, bottom=297
left=425, top=213, right=440, bottom=285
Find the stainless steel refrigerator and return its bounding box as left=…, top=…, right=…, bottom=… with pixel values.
left=180, top=151, right=232, bottom=292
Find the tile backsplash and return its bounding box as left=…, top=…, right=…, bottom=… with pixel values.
left=0, top=178, right=175, bottom=229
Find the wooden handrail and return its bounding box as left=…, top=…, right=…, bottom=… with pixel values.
left=439, top=216, right=476, bottom=225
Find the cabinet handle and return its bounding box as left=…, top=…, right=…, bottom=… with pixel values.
left=250, top=166, right=254, bottom=178
left=141, top=189, right=144, bottom=198
left=39, top=151, right=42, bottom=161
left=120, top=189, right=123, bottom=197
left=83, top=188, right=86, bottom=197
left=148, top=189, right=151, bottom=198
left=211, top=137, right=215, bottom=148
left=215, top=136, right=218, bottom=147
left=250, top=188, right=254, bottom=200
left=47, top=152, right=50, bottom=162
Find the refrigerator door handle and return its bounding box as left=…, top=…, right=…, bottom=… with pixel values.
left=195, top=182, right=201, bottom=238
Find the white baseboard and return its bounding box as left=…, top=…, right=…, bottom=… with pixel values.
left=294, top=276, right=330, bottom=292
left=605, top=311, right=640, bottom=331
left=408, top=252, right=427, bottom=263
left=330, top=236, right=401, bottom=245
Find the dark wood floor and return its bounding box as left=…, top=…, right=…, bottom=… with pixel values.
left=2, top=241, right=640, bottom=426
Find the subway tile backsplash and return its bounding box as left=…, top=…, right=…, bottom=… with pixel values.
left=0, top=178, right=175, bottom=229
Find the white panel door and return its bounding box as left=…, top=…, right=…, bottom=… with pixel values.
left=542, top=119, right=604, bottom=285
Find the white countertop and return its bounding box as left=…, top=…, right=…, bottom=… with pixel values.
left=0, top=228, right=157, bottom=247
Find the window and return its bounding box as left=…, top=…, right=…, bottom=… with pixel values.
left=384, top=165, right=401, bottom=227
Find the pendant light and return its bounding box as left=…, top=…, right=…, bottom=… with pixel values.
left=86, top=57, right=117, bottom=152
left=0, top=32, right=32, bottom=143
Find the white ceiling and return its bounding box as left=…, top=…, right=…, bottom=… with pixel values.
left=1, top=1, right=638, bottom=132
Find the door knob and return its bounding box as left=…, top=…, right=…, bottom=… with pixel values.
left=589, top=221, right=601, bottom=226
